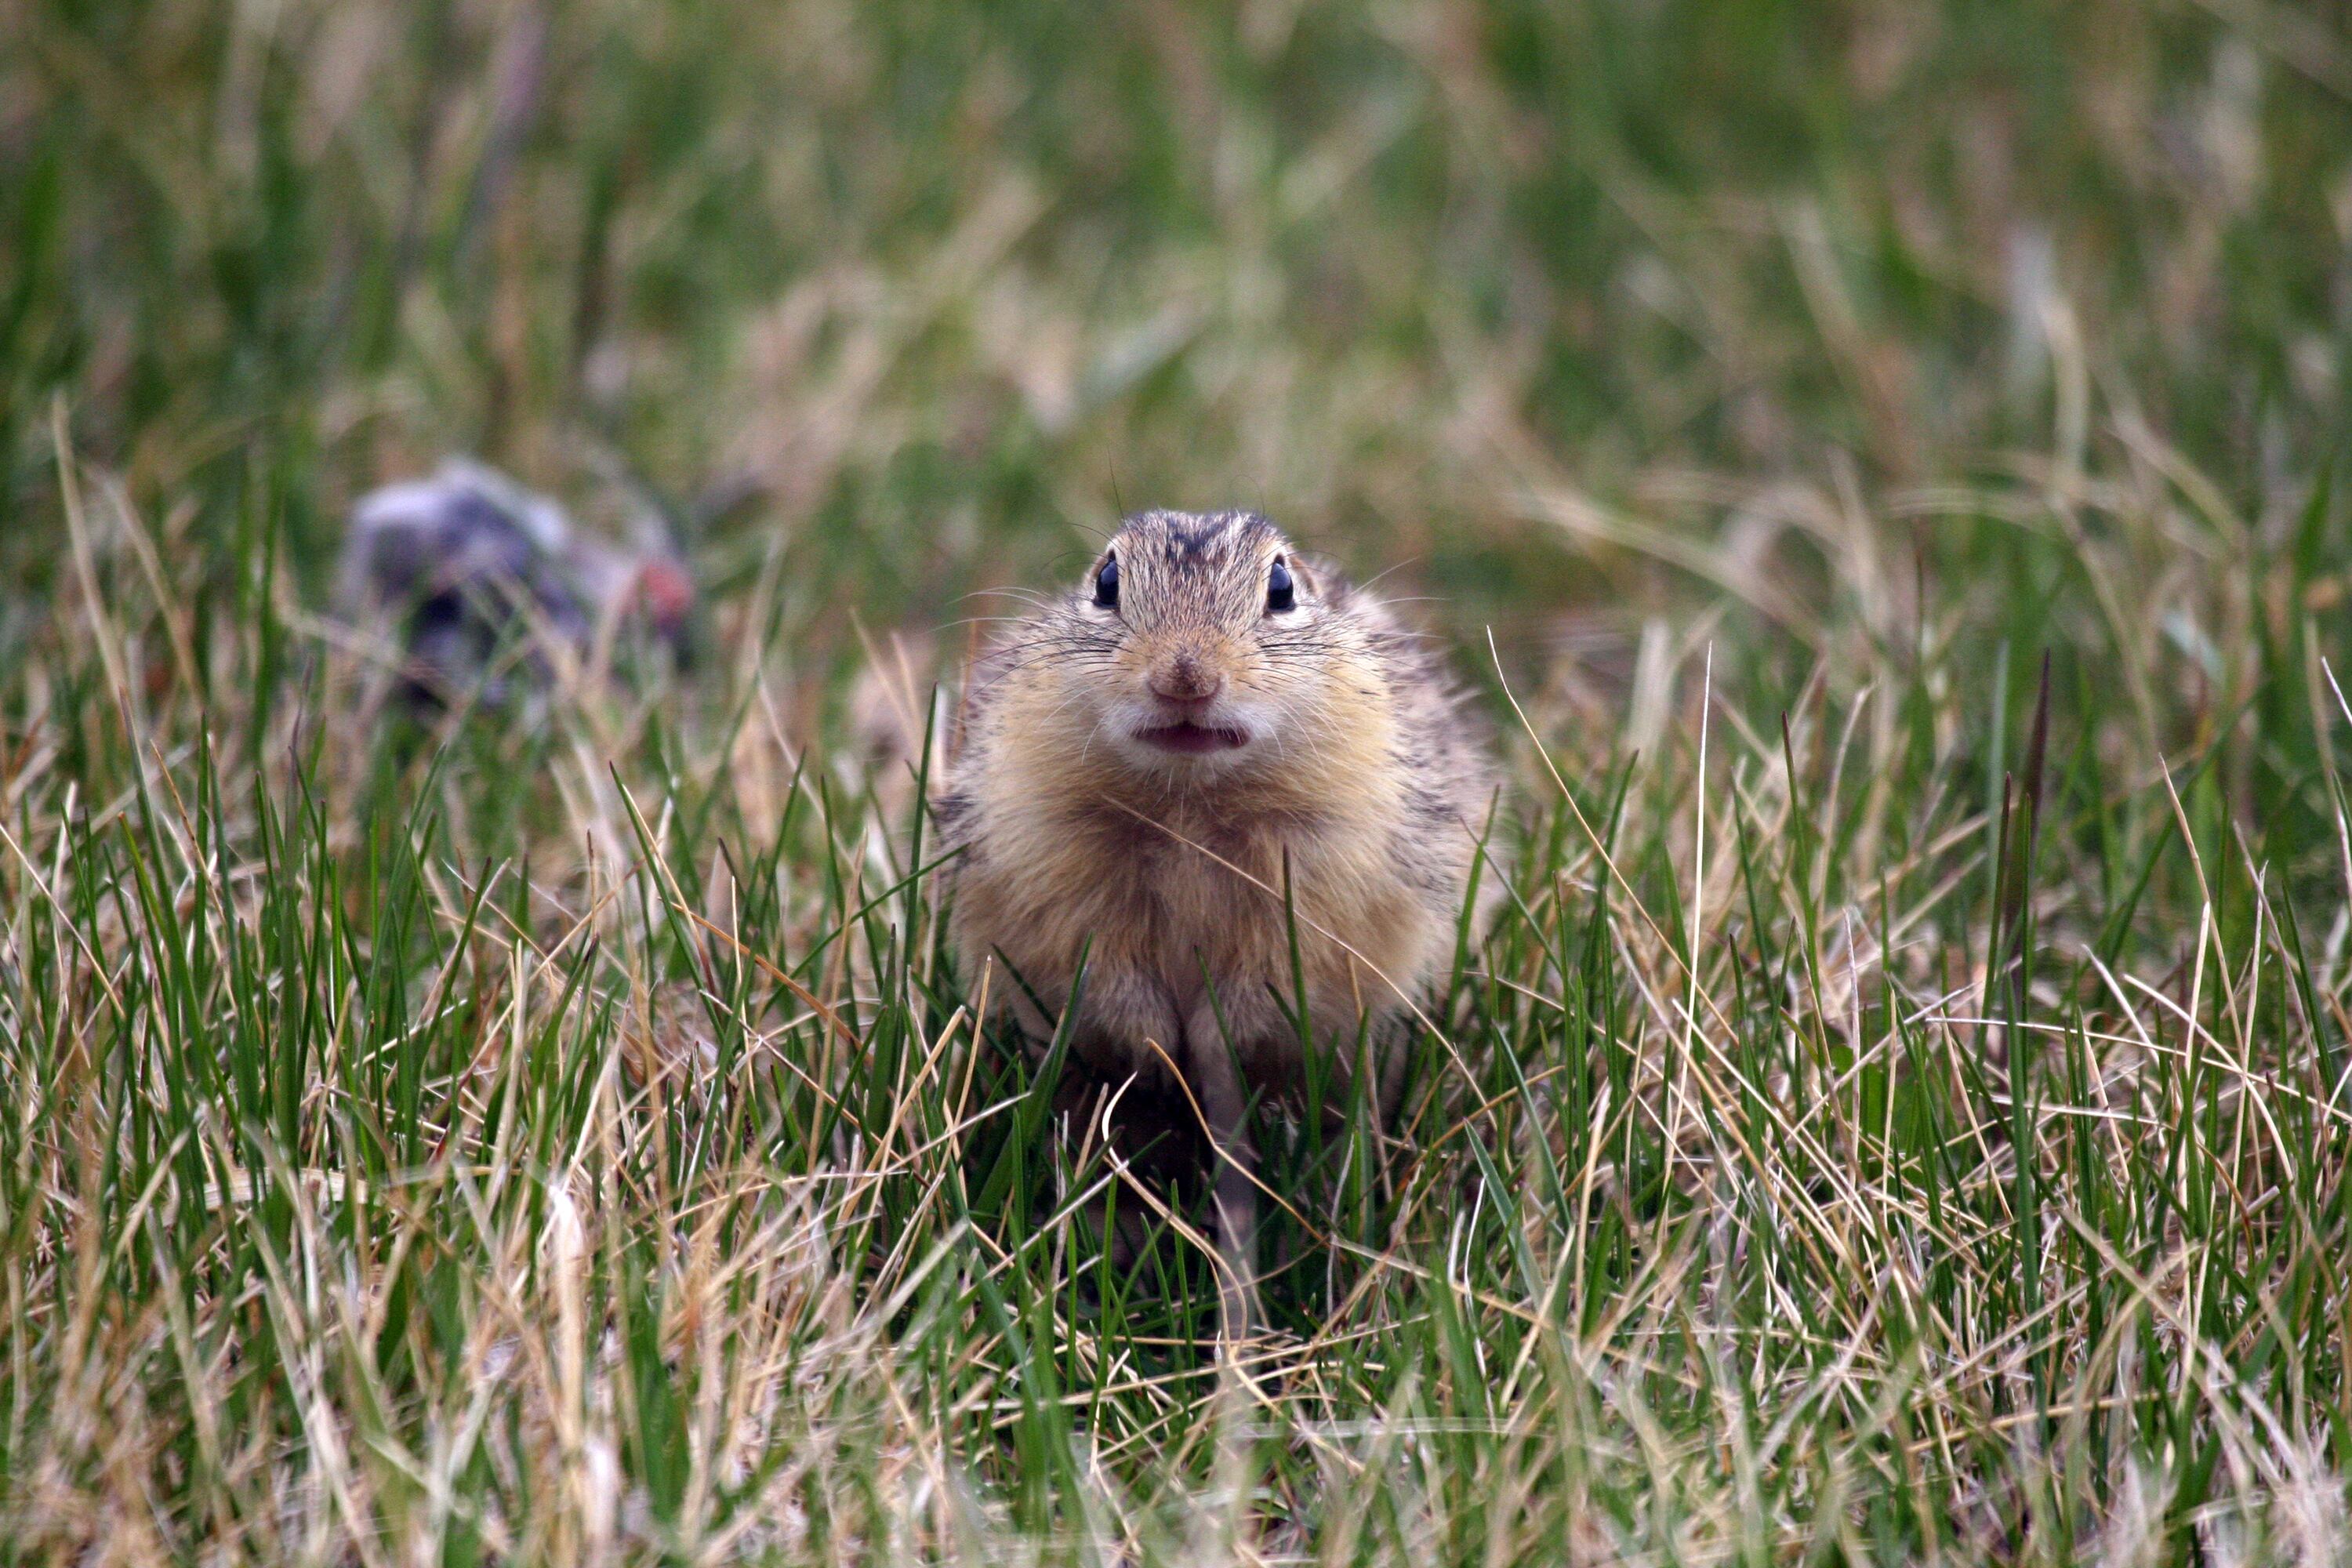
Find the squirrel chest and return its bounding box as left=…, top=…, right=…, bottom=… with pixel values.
left=951, top=784, right=1436, bottom=1048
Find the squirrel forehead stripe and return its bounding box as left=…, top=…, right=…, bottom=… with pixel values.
left=1167, top=521, right=1217, bottom=562
left=1115, top=510, right=1279, bottom=569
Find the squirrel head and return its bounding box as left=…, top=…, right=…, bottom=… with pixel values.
left=1014, top=510, right=1393, bottom=781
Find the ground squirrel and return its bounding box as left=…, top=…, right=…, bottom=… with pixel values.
left=935, top=509, right=1499, bottom=1305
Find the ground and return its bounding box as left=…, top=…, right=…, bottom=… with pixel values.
left=5, top=1, right=2352, bottom=1562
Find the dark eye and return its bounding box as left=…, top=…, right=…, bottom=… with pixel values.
left=1265, top=557, right=1294, bottom=613
left=1094, top=554, right=1120, bottom=609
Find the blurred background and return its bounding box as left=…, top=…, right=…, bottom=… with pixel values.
left=6, top=0, right=2347, bottom=737
left=13, top=9, right=2352, bottom=1555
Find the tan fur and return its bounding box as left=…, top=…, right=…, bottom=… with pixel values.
left=934, top=510, right=1498, bottom=1293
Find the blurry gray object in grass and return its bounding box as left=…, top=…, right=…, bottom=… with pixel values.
left=341, top=459, right=695, bottom=709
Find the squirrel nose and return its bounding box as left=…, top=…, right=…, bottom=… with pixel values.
left=1149, top=655, right=1222, bottom=706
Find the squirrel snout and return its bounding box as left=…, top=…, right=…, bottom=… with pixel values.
left=1147, top=653, right=1223, bottom=706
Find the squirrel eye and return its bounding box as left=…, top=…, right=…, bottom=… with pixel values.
left=1094, top=554, right=1120, bottom=609
left=1265, top=557, right=1294, bottom=613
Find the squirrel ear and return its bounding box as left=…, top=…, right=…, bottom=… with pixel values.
left=1290, top=553, right=1361, bottom=609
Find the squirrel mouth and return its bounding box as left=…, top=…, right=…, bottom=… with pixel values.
left=1134, top=720, right=1250, bottom=755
